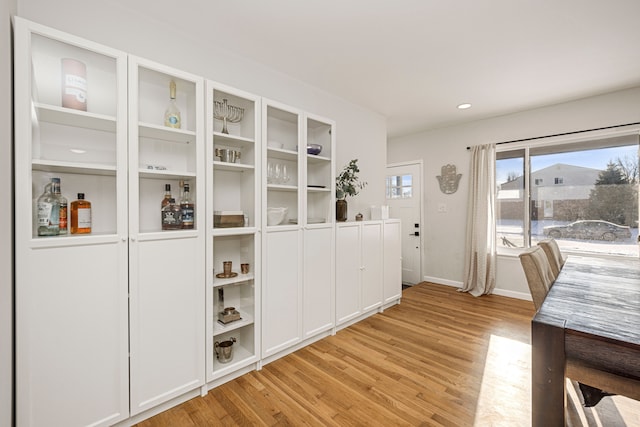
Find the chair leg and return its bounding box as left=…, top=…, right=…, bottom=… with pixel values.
left=578, top=382, right=615, bottom=407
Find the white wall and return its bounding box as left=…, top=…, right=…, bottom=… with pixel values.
left=15, top=0, right=388, bottom=220
left=2, top=1, right=16, bottom=425
left=388, top=87, right=640, bottom=298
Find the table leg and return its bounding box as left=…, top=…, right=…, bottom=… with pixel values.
left=532, top=319, right=566, bottom=427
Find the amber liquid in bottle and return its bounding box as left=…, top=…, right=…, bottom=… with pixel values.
left=71, top=193, right=92, bottom=234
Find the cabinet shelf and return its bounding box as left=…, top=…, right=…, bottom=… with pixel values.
left=211, top=227, right=257, bottom=237
left=267, top=184, right=298, bottom=192
left=32, top=159, right=117, bottom=176
left=307, top=154, right=331, bottom=164
left=307, top=186, right=331, bottom=193
left=212, top=161, right=254, bottom=172
left=137, top=230, right=200, bottom=241
left=34, top=102, right=117, bottom=132
left=139, top=122, right=196, bottom=143
left=267, top=147, right=298, bottom=161
left=138, top=168, right=197, bottom=180
left=213, top=311, right=255, bottom=335
left=211, top=345, right=257, bottom=375
left=213, top=132, right=255, bottom=147
left=29, top=232, right=120, bottom=248
left=213, top=273, right=255, bottom=288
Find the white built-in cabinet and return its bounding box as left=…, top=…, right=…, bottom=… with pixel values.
left=261, top=100, right=336, bottom=361
left=336, top=219, right=402, bottom=327
left=127, top=57, right=205, bottom=415
left=14, top=17, right=205, bottom=426
left=14, top=16, right=399, bottom=427
left=14, top=18, right=129, bottom=426
left=206, top=81, right=261, bottom=384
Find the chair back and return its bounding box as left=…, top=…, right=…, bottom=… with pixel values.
left=537, top=238, right=564, bottom=277
left=519, top=246, right=556, bottom=310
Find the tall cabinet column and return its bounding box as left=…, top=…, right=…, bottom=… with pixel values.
left=14, top=17, right=129, bottom=426
left=127, top=57, right=205, bottom=414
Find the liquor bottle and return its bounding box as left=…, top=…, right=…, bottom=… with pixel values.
left=163, top=80, right=181, bottom=129
left=36, top=181, right=60, bottom=236
left=71, top=193, right=92, bottom=234
left=161, top=198, right=182, bottom=230
left=161, top=183, right=172, bottom=209
left=51, top=177, right=68, bottom=235
left=180, top=183, right=194, bottom=229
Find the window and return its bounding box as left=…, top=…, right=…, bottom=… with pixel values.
left=496, top=133, right=639, bottom=257
left=386, top=174, right=412, bottom=199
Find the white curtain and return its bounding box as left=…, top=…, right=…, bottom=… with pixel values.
left=460, top=143, right=496, bottom=296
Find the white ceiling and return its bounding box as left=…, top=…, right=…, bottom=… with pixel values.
left=117, top=0, right=640, bottom=139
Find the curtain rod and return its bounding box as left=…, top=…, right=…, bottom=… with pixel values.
left=465, top=121, right=640, bottom=150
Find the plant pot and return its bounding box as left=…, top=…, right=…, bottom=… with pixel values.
left=336, top=199, right=347, bottom=222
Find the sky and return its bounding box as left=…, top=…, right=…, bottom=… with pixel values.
left=496, top=145, right=638, bottom=185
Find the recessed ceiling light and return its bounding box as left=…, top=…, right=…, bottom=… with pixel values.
left=457, top=103, right=472, bottom=110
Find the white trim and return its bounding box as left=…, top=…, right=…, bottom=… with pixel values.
left=423, top=275, right=532, bottom=301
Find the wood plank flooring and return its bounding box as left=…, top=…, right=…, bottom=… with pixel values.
left=136, top=282, right=640, bottom=426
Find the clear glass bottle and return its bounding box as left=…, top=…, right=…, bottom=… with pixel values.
left=161, top=198, right=182, bottom=230
left=71, top=193, right=92, bottom=234
left=180, top=183, right=194, bottom=229
left=36, top=181, right=60, bottom=236
left=163, top=80, right=181, bottom=129
left=51, top=177, right=68, bottom=235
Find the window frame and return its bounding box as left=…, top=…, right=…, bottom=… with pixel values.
left=496, top=127, right=640, bottom=258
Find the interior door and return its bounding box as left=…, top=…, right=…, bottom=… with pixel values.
left=386, top=162, right=422, bottom=285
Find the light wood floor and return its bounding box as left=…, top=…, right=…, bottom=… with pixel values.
left=136, top=282, right=640, bottom=426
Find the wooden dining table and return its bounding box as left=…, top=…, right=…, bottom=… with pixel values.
left=531, top=255, right=640, bottom=426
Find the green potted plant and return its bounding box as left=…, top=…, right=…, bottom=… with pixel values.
left=335, top=159, right=367, bottom=222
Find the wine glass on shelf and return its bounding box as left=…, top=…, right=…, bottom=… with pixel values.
left=282, top=164, right=290, bottom=184
left=267, top=162, right=274, bottom=184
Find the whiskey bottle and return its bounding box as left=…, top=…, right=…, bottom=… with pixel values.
left=71, top=193, right=92, bottom=234
left=163, top=80, right=181, bottom=129
left=161, top=183, right=172, bottom=209
left=180, top=183, right=194, bottom=229
left=51, top=177, right=68, bottom=235
left=161, top=198, right=182, bottom=230
left=36, top=181, right=60, bottom=236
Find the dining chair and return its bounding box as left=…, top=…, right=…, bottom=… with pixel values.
left=537, top=238, right=564, bottom=277
left=518, top=246, right=556, bottom=311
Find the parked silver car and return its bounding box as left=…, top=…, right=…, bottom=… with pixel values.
left=543, top=220, right=632, bottom=241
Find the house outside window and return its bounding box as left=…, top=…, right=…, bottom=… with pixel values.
left=496, top=132, right=639, bottom=257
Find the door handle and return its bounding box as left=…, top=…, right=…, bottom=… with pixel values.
left=409, top=231, right=419, bottom=236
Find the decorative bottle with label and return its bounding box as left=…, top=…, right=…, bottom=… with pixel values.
left=161, top=183, right=172, bottom=209
left=36, top=181, right=60, bottom=236
left=164, top=80, right=181, bottom=128
left=180, top=183, right=194, bottom=229
left=71, top=193, right=92, bottom=234
left=161, top=198, right=182, bottom=230
left=51, top=177, right=68, bottom=235
left=61, top=58, right=87, bottom=111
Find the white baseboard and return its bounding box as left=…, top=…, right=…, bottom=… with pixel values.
left=422, top=275, right=531, bottom=301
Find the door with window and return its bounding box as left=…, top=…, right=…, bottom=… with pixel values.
left=386, top=162, right=422, bottom=284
